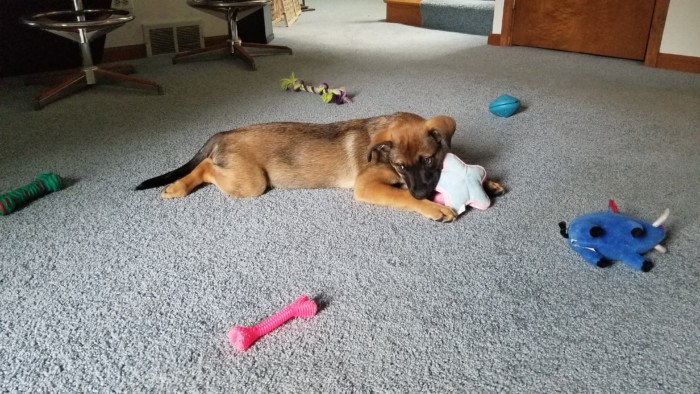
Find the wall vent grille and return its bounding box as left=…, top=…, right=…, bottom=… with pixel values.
left=143, top=21, right=203, bottom=56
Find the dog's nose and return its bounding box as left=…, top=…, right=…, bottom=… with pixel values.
left=410, top=189, right=430, bottom=200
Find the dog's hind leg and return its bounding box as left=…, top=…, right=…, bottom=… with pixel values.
left=161, top=158, right=216, bottom=198
left=161, top=158, right=267, bottom=199
left=210, top=161, right=267, bottom=198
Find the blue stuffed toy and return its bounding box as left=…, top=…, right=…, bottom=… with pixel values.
left=432, top=153, right=491, bottom=215
left=559, top=200, right=669, bottom=272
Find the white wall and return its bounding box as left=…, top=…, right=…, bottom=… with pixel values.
left=492, top=0, right=504, bottom=34
left=660, top=0, right=700, bottom=57
left=105, top=0, right=228, bottom=48
left=490, top=0, right=700, bottom=58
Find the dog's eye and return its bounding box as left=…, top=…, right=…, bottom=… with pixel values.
left=396, top=164, right=406, bottom=171
left=423, top=156, right=434, bottom=166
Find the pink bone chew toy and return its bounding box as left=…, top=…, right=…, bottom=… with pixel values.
left=228, top=295, right=317, bottom=351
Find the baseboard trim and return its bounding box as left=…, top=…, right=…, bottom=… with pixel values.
left=102, top=44, right=147, bottom=63
left=487, top=34, right=501, bottom=46
left=655, top=53, right=700, bottom=74
left=101, top=35, right=230, bottom=63
left=204, top=35, right=228, bottom=46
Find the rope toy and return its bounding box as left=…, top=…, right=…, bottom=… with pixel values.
left=1, top=172, right=63, bottom=215
left=280, top=72, right=351, bottom=105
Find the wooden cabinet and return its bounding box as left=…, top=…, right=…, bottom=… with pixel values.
left=505, top=0, right=659, bottom=61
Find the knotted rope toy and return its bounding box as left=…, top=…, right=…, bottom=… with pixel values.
left=280, top=72, right=351, bottom=105
left=1, top=172, right=63, bottom=215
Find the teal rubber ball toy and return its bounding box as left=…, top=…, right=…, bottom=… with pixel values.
left=489, top=94, right=520, bottom=117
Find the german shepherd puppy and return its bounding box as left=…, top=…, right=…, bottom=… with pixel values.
left=136, top=112, right=504, bottom=221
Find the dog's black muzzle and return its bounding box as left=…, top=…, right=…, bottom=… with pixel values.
left=404, top=167, right=441, bottom=200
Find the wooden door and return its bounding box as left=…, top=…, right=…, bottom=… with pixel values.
left=511, top=0, right=657, bottom=60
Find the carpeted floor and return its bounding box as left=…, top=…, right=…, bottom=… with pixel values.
left=1, top=0, right=699, bottom=392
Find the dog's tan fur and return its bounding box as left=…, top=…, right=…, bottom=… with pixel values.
left=136, top=112, right=504, bottom=221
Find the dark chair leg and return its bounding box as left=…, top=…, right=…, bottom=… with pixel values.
left=26, top=63, right=136, bottom=86
left=232, top=43, right=257, bottom=70
left=241, top=42, right=293, bottom=55
left=94, top=68, right=164, bottom=94
left=172, top=42, right=229, bottom=64
left=36, top=72, right=88, bottom=110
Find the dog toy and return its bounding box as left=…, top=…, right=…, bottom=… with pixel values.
left=228, top=295, right=317, bottom=351
left=1, top=172, right=63, bottom=215
left=432, top=153, right=490, bottom=215
left=559, top=200, right=669, bottom=272
left=489, top=94, right=520, bottom=117
left=280, top=72, right=351, bottom=105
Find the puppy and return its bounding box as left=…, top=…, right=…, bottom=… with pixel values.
left=136, top=112, right=504, bottom=221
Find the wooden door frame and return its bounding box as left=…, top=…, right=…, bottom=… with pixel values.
left=497, top=0, right=670, bottom=66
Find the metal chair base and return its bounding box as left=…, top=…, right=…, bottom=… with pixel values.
left=22, top=1, right=163, bottom=109
left=173, top=40, right=292, bottom=70
left=31, top=64, right=164, bottom=110
left=173, top=0, right=292, bottom=70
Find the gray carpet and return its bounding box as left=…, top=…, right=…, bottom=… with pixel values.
left=1, top=0, right=700, bottom=392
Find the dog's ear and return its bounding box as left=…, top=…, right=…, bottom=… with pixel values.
left=367, top=141, right=393, bottom=162
left=426, top=115, right=456, bottom=148
left=367, top=129, right=394, bottom=161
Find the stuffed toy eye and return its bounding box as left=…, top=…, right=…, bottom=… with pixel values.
left=631, top=227, right=645, bottom=238
left=589, top=226, right=605, bottom=237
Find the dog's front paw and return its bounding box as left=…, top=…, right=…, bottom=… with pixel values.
left=420, top=201, right=457, bottom=222
left=484, top=180, right=506, bottom=197
left=161, top=181, right=187, bottom=199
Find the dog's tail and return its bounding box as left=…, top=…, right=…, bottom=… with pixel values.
left=135, top=136, right=219, bottom=191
